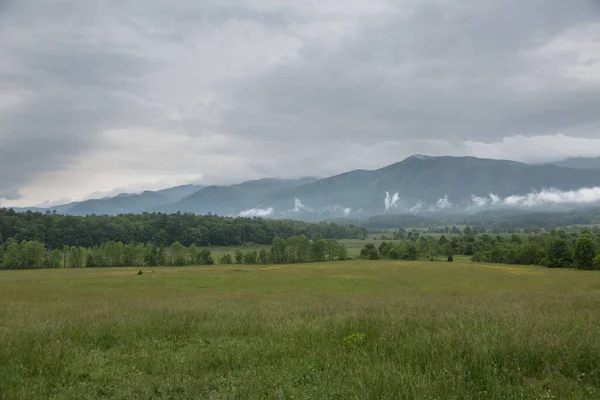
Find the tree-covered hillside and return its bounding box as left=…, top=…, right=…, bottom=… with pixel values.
left=0, top=208, right=365, bottom=249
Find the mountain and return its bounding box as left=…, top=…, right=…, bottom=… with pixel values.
left=168, top=177, right=319, bottom=215
left=552, top=157, right=600, bottom=170
left=262, top=155, right=600, bottom=216
left=67, top=191, right=171, bottom=216
left=156, top=184, right=205, bottom=202
left=11, top=156, right=600, bottom=218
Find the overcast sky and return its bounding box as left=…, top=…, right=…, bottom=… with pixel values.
left=1, top=0, right=600, bottom=207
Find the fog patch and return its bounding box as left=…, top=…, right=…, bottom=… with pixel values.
left=293, top=197, right=313, bottom=212
left=503, top=187, right=600, bottom=207
left=429, top=195, right=452, bottom=211
left=384, top=192, right=400, bottom=211
left=239, top=207, right=274, bottom=217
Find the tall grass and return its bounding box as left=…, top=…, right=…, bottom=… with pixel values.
left=1, top=261, right=599, bottom=399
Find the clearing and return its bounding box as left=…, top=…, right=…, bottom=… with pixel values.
left=1, top=260, right=599, bottom=399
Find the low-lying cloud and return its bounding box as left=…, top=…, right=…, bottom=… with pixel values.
left=239, top=207, right=274, bottom=217
left=466, top=187, right=600, bottom=210
left=384, top=192, right=400, bottom=211
left=503, top=187, right=600, bottom=207
left=292, top=197, right=313, bottom=213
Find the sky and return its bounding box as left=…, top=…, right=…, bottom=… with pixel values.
left=1, top=0, right=600, bottom=207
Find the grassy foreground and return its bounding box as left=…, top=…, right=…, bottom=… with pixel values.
left=1, top=261, right=600, bottom=399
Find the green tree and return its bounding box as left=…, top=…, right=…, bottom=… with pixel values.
left=439, top=235, right=449, bottom=247
left=573, top=234, right=597, bottom=270
left=593, top=255, right=600, bottom=270
left=234, top=249, right=244, bottom=264
left=86, top=252, right=97, bottom=268
left=198, top=250, right=214, bottom=265
left=244, top=250, right=258, bottom=264
left=144, top=244, right=158, bottom=266
left=219, top=253, right=233, bottom=264
left=188, top=244, right=200, bottom=265
left=378, top=242, right=393, bottom=258
left=311, top=239, right=327, bottom=262
left=546, top=239, right=572, bottom=268
left=404, top=243, right=418, bottom=261
left=488, top=245, right=506, bottom=263
left=123, top=244, right=136, bottom=266
left=338, top=245, right=348, bottom=261
left=367, top=247, right=379, bottom=260
left=104, top=241, right=124, bottom=266
left=360, top=244, right=376, bottom=259
left=518, top=242, right=541, bottom=265
left=49, top=249, right=62, bottom=268
left=68, top=246, right=84, bottom=268
left=471, top=251, right=486, bottom=262
left=325, top=240, right=340, bottom=261
left=271, top=237, right=287, bottom=263
left=171, top=242, right=187, bottom=266
left=441, top=243, right=454, bottom=258
left=258, top=248, right=269, bottom=264
left=157, top=247, right=167, bottom=266
left=295, top=235, right=311, bottom=263
left=20, top=241, right=46, bottom=269
left=3, top=240, right=21, bottom=269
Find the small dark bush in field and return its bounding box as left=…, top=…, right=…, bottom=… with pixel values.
left=448, top=256, right=453, bottom=262
left=137, top=270, right=143, bottom=275
left=343, top=333, right=367, bottom=351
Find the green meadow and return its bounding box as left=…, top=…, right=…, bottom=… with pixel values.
left=1, top=260, right=600, bottom=399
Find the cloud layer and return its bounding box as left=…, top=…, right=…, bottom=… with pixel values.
left=1, top=0, right=600, bottom=206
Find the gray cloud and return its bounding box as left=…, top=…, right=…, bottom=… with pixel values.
left=223, top=0, right=600, bottom=141
left=1, top=0, right=599, bottom=204
left=0, top=0, right=155, bottom=200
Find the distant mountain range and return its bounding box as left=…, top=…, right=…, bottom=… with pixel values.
left=11, top=156, right=600, bottom=219
left=551, top=157, right=600, bottom=170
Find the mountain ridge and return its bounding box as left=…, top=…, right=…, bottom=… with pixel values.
left=10, top=155, right=600, bottom=218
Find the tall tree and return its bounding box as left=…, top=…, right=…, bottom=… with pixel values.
left=573, top=234, right=597, bottom=270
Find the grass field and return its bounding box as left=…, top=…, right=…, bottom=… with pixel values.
left=194, top=239, right=376, bottom=260
left=2, top=260, right=600, bottom=399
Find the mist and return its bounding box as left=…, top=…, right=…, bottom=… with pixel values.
left=384, top=192, right=400, bottom=211
left=239, top=208, right=274, bottom=217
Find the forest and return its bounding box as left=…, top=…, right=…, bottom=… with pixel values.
left=361, top=228, right=600, bottom=270
left=360, top=207, right=600, bottom=231
left=0, top=208, right=365, bottom=249
left=0, top=235, right=348, bottom=270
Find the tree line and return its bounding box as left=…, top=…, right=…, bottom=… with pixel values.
left=0, top=208, right=366, bottom=249
left=0, top=235, right=348, bottom=270
left=360, top=208, right=600, bottom=232
left=360, top=229, right=600, bottom=270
